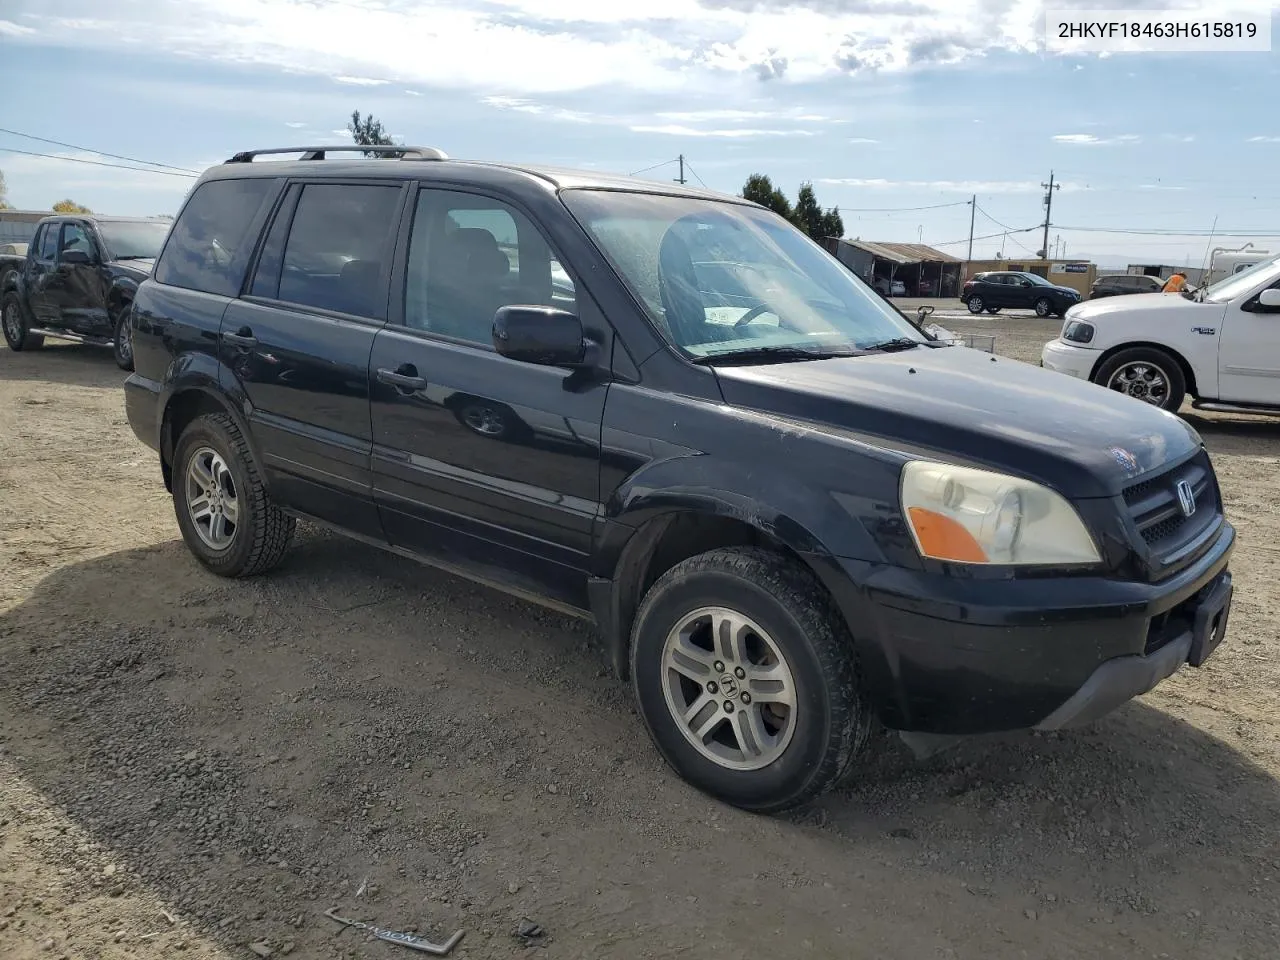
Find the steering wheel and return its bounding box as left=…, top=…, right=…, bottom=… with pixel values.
left=733, top=302, right=782, bottom=328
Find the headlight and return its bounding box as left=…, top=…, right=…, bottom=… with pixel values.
left=901, top=461, right=1101, bottom=565
left=1063, top=320, right=1094, bottom=344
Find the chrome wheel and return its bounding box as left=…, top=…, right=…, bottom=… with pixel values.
left=3, top=301, right=21, bottom=344
left=116, top=316, right=133, bottom=364
left=660, top=606, right=798, bottom=771
left=1106, top=361, right=1170, bottom=406
left=185, top=447, right=240, bottom=550
left=1034, top=298, right=1052, bottom=317
left=462, top=404, right=505, bottom=436
left=967, top=296, right=984, bottom=314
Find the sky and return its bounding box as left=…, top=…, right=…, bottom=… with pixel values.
left=1, top=0, right=1277, bottom=267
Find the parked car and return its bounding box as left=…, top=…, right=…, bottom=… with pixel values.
left=1090, top=274, right=1164, bottom=299
left=961, top=271, right=1082, bottom=317
left=1, top=215, right=170, bottom=370
left=874, top=277, right=906, bottom=297
left=126, top=144, right=1236, bottom=813
left=1042, top=254, right=1280, bottom=415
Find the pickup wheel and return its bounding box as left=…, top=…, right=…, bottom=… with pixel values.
left=112, top=304, right=134, bottom=371
left=629, top=547, right=872, bottom=813
left=172, top=413, right=295, bottom=577
left=1094, top=346, right=1187, bottom=413
left=2, top=292, right=43, bottom=352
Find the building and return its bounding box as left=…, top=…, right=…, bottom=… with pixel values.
left=823, top=239, right=964, bottom=298
left=0, top=210, right=47, bottom=247
left=963, top=258, right=1098, bottom=298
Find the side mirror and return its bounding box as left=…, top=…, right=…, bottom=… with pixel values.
left=1259, top=288, right=1280, bottom=309
left=60, top=249, right=92, bottom=265
left=916, top=305, right=935, bottom=323
left=492, top=305, right=585, bottom=366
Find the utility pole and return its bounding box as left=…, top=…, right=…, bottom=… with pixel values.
left=966, top=195, right=976, bottom=262
left=1041, top=171, right=1059, bottom=259
left=674, top=154, right=687, bottom=185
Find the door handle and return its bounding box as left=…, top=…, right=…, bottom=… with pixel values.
left=223, top=326, right=257, bottom=347
left=377, top=364, right=427, bottom=391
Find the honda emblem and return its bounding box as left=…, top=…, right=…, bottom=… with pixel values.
left=1176, top=479, right=1196, bottom=518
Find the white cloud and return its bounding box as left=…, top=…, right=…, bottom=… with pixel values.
left=1248, top=135, right=1280, bottom=143
left=404, top=89, right=422, bottom=96
left=820, top=177, right=1085, bottom=194
left=0, top=18, right=35, bottom=36
left=12, top=0, right=1270, bottom=96
left=848, top=137, right=879, bottom=143
left=1052, top=133, right=1140, bottom=145
left=631, top=124, right=815, bottom=138
left=0, top=150, right=194, bottom=211
left=284, top=121, right=307, bottom=128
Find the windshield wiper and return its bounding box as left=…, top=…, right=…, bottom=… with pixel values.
left=691, top=345, right=862, bottom=366
left=861, top=337, right=922, bottom=353
left=114, top=255, right=154, bottom=260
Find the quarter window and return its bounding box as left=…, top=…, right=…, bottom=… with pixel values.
left=154, top=178, right=276, bottom=297
left=276, top=183, right=402, bottom=319
left=403, top=189, right=576, bottom=344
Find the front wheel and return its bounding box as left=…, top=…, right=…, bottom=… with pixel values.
left=172, top=412, right=296, bottom=577
left=112, top=304, right=134, bottom=371
left=1093, top=347, right=1187, bottom=413
left=630, top=547, right=872, bottom=813
left=2, top=292, right=43, bottom=352
left=966, top=296, right=985, bottom=314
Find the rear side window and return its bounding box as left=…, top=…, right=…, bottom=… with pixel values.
left=275, top=183, right=401, bottom=319
left=155, top=178, right=276, bottom=297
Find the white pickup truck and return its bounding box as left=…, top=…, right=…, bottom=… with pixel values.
left=1041, top=254, right=1280, bottom=414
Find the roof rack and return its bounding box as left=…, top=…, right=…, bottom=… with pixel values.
left=225, top=145, right=449, bottom=163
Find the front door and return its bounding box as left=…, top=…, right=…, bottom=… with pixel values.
left=25, top=223, right=61, bottom=323
left=369, top=185, right=607, bottom=610
left=1216, top=276, right=1280, bottom=404
left=47, top=221, right=107, bottom=331
left=221, top=179, right=408, bottom=538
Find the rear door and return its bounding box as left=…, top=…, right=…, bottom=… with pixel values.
left=368, top=185, right=608, bottom=609
left=221, top=179, right=408, bottom=538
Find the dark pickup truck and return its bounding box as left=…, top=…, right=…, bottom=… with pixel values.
left=125, top=144, right=1236, bottom=813
left=2, top=215, right=171, bottom=370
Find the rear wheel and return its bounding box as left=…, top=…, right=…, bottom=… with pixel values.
left=2, top=292, right=43, bottom=352
left=1094, top=346, right=1187, bottom=413
left=966, top=296, right=985, bottom=314
left=630, top=547, right=872, bottom=813
left=1034, top=297, right=1053, bottom=317
left=172, top=412, right=295, bottom=577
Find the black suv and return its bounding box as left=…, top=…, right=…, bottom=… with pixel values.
left=125, top=145, right=1236, bottom=813
left=961, top=270, right=1082, bottom=317
left=1090, top=273, right=1164, bottom=299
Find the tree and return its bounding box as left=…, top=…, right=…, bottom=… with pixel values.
left=741, top=174, right=793, bottom=220
left=741, top=175, right=844, bottom=241
left=347, top=110, right=398, bottom=157
left=0, top=169, right=10, bottom=210
left=52, top=199, right=92, bottom=214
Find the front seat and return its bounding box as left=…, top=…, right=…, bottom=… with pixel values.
left=658, top=230, right=710, bottom=346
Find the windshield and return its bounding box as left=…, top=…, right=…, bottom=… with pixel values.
left=1199, top=255, right=1280, bottom=303
left=560, top=190, right=924, bottom=359
left=98, top=220, right=170, bottom=260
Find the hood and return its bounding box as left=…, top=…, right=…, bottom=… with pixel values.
left=1043, top=283, right=1080, bottom=297
left=1068, top=292, right=1200, bottom=321
left=109, top=258, right=155, bottom=277
left=713, top=344, right=1201, bottom=499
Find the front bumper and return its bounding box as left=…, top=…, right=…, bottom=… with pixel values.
left=814, top=521, right=1235, bottom=734
left=1040, top=339, right=1098, bottom=380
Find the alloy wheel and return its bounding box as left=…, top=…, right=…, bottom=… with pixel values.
left=1106, top=361, right=1169, bottom=406
left=185, top=447, right=241, bottom=550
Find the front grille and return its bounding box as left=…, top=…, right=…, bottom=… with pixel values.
left=1122, top=450, right=1222, bottom=575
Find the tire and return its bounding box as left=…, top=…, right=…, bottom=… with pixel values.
left=629, top=547, right=873, bottom=813
left=966, top=296, right=984, bottom=314
left=112, top=303, right=134, bottom=371
left=1093, top=346, right=1187, bottom=413
left=1034, top=297, right=1052, bottom=318
left=2, top=292, right=43, bottom=352
left=172, top=412, right=295, bottom=577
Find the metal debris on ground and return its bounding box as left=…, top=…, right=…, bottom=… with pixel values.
left=514, top=917, right=547, bottom=947
left=324, top=906, right=464, bottom=956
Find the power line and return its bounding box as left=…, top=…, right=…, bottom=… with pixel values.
left=975, top=204, right=1035, bottom=254
left=0, top=147, right=197, bottom=178
left=932, top=226, right=1040, bottom=247
left=1056, top=225, right=1280, bottom=237
left=839, top=200, right=970, bottom=213
left=629, top=159, right=676, bottom=177
left=0, top=128, right=199, bottom=174
left=683, top=160, right=709, bottom=189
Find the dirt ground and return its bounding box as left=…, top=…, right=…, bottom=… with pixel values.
left=2, top=318, right=1279, bottom=960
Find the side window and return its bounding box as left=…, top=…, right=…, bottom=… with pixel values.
left=39, top=225, right=59, bottom=261
left=404, top=188, right=576, bottom=343
left=59, top=223, right=91, bottom=258
left=275, top=183, right=401, bottom=319
left=154, top=178, right=276, bottom=297
left=249, top=184, right=302, bottom=300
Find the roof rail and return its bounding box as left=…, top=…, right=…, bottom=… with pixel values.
left=225, top=145, right=449, bottom=163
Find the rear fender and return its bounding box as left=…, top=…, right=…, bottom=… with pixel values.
left=159, top=352, right=264, bottom=490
